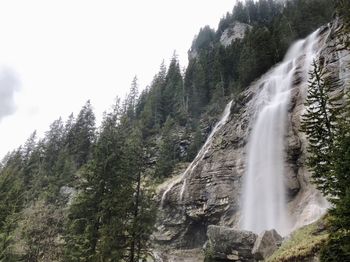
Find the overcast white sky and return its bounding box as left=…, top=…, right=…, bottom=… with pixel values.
left=0, top=0, right=236, bottom=159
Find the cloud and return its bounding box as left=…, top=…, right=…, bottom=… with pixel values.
left=0, top=68, right=20, bottom=122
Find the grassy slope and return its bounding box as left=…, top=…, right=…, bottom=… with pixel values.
left=267, top=217, right=329, bottom=262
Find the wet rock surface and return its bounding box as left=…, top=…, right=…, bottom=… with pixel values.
left=252, top=229, right=283, bottom=260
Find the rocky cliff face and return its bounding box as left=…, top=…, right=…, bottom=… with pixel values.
left=220, top=22, right=251, bottom=47
left=153, top=19, right=350, bottom=257
left=188, top=21, right=250, bottom=60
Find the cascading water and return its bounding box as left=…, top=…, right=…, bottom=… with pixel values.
left=161, top=100, right=233, bottom=207
left=241, top=30, right=320, bottom=236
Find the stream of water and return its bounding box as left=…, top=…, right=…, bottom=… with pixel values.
left=161, top=100, right=233, bottom=207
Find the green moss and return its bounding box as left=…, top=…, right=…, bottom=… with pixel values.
left=203, top=240, right=215, bottom=262
left=267, top=219, right=329, bottom=262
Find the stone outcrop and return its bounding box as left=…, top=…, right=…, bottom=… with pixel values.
left=205, top=225, right=257, bottom=262
left=59, top=186, right=77, bottom=205
left=154, top=18, right=350, bottom=259
left=188, top=21, right=251, bottom=60
left=188, top=48, right=199, bottom=61
left=252, top=229, right=282, bottom=260
left=220, top=22, right=252, bottom=47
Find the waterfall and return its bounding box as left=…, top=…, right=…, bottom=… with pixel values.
left=161, top=100, right=233, bottom=207
left=241, top=30, right=320, bottom=236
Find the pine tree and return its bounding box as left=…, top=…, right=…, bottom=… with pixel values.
left=187, top=124, right=203, bottom=162
left=300, top=60, right=342, bottom=196
left=20, top=200, right=64, bottom=262
left=125, top=76, right=139, bottom=120
left=64, top=100, right=125, bottom=261
left=160, top=53, right=184, bottom=123
left=0, top=150, right=25, bottom=261
left=124, top=126, right=156, bottom=262
left=67, top=100, right=96, bottom=168
left=43, top=118, right=65, bottom=172
left=319, top=92, right=350, bottom=261
left=232, top=1, right=249, bottom=23
left=155, top=117, right=176, bottom=178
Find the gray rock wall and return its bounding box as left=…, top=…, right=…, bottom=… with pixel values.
left=220, top=22, right=252, bottom=47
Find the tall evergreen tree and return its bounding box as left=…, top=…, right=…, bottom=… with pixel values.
left=65, top=100, right=125, bottom=261
left=155, top=117, right=177, bottom=178
left=125, top=76, right=139, bottom=120
left=301, top=60, right=342, bottom=196
left=124, top=126, right=156, bottom=262
left=160, top=53, right=184, bottom=123
left=318, top=88, right=350, bottom=261
left=66, top=100, right=96, bottom=168
left=0, top=150, right=25, bottom=261
left=300, top=56, right=350, bottom=260
left=43, top=118, right=65, bottom=173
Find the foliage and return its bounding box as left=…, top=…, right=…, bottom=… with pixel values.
left=238, top=26, right=276, bottom=87
left=0, top=88, right=156, bottom=261
left=320, top=103, right=350, bottom=261
left=321, top=196, right=350, bottom=261
left=300, top=60, right=343, bottom=196
left=320, top=227, right=350, bottom=261
left=191, top=26, right=215, bottom=51
left=66, top=100, right=96, bottom=168
left=187, top=124, right=204, bottom=162
left=155, top=117, right=177, bottom=178
left=20, top=201, right=64, bottom=262
left=64, top=97, right=156, bottom=261
left=161, top=53, right=185, bottom=124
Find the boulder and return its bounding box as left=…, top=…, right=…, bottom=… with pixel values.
left=252, top=229, right=283, bottom=260
left=205, top=225, right=257, bottom=261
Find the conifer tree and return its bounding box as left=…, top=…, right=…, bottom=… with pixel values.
left=65, top=99, right=126, bottom=261
left=124, top=126, right=156, bottom=262
left=67, top=100, right=96, bottom=168
left=43, top=118, right=65, bottom=172
left=319, top=89, right=350, bottom=261
left=161, top=53, right=184, bottom=123
left=125, top=76, right=139, bottom=120
left=155, top=116, right=176, bottom=178
left=187, top=124, right=203, bottom=162
left=301, top=60, right=342, bottom=196
left=0, top=150, right=25, bottom=261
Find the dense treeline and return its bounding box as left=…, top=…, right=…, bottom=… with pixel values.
left=0, top=0, right=336, bottom=261
left=0, top=96, right=156, bottom=261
